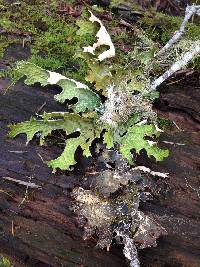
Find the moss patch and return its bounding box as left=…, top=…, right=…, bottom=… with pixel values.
left=0, top=1, right=97, bottom=81
left=0, top=0, right=199, bottom=79
left=0, top=256, right=13, bottom=267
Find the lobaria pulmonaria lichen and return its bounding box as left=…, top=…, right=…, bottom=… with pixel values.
left=4, top=4, right=200, bottom=266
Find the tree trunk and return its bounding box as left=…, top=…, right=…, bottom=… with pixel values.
left=0, top=46, right=200, bottom=267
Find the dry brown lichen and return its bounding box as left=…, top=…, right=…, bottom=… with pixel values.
left=71, top=168, right=167, bottom=266
left=71, top=150, right=167, bottom=266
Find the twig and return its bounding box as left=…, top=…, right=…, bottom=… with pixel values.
left=0, top=29, right=32, bottom=37
left=11, top=220, right=14, bottom=236
left=9, top=150, right=27, bottom=154
left=37, top=153, right=45, bottom=163
left=36, top=101, right=46, bottom=114
left=2, top=176, right=41, bottom=189
left=0, top=189, right=12, bottom=197
left=149, top=5, right=200, bottom=91
left=133, top=166, right=169, bottom=178
left=19, top=176, right=31, bottom=206
left=162, top=141, right=185, bottom=146
left=150, top=43, right=200, bottom=91
left=157, top=5, right=200, bottom=56
left=166, top=77, right=185, bottom=85
left=173, top=121, right=183, bottom=131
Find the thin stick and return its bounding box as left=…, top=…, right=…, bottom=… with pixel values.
left=150, top=43, right=200, bottom=91
left=157, top=5, right=200, bottom=56
left=133, top=166, right=169, bottom=178
left=2, top=176, right=41, bottom=189
left=11, top=220, right=14, bottom=236
left=19, top=176, right=32, bottom=206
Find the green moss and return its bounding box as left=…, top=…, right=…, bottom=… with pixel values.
left=0, top=256, right=13, bottom=267
left=0, top=1, right=96, bottom=79
left=110, top=0, right=143, bottom=10
left=110, top=0, right=127, bottom=7
left=91, top=5, right=105, bottom=13
left=158, top=118, right=172, bottom=130
left=1, top=0, right=199, bottom=79
left=112, top=31, right=129, bottom=42
left=0, top=36, right=14, bottom=58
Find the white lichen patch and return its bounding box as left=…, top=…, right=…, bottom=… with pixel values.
left=71, top=187, right=114, bottom=249
left=133, top=166, right=169, bottom=178
left=83, top=11, right=115, bottom=61
left=100, top=83, right=156, bottom=127
left=47, top=71, right=88, bottom=89
left=122, top=236, right=140, bottom=267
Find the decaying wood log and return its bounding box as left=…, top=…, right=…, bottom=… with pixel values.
left=0, top=45, right=200, bottom=267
